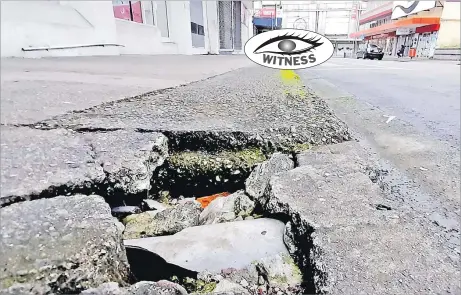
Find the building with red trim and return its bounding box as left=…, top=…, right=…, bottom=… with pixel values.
left=351, top=1, right=460, bottom=59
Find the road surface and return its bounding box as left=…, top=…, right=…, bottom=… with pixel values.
left=300, top=58, right=460, bottom=254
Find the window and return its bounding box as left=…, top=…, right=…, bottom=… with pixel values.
left=142, top=1, right=155, bottom=26
left=112, top=0, right=143, bottom=23
left=190, top=22, right=205, bottom=36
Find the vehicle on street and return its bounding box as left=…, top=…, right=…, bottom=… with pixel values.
left=356, top=43, right=384, bottom=60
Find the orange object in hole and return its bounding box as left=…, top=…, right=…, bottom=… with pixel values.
left=196, top=192, right=230, bottom=208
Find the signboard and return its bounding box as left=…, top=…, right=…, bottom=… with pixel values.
left=396, top=27, right=415, bottom=35
left=254, top=7, right=282, bottom=18
left=391, top=1, right=436, bottom=19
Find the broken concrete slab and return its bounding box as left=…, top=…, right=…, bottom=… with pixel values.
left=0, top=127, right=105, bottom=207
left=81, top=281, right=188, bottom=295
left=311, top=221, right=461, bottom=295
left=0, top=195, right=130, bottom=294
left=85, top=130, right=168, bottom=196
left=245, top=153, right=294, bottom=202
left=264, top=166, right=389, bottom=229
left=123, top=201, right=202, bottom=239
left=124, top=218, right=288, bottom=273
left=36, top=67, right=351, bottom=150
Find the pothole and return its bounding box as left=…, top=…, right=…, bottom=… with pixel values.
left=112, top=141, right=316, bottom=295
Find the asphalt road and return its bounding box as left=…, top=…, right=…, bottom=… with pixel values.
left=299, top=58, right=460, bottom=254
left=302, top=58, right=460, bottom=146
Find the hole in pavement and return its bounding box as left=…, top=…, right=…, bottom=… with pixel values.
left=117, top=143, right=317, bottom=295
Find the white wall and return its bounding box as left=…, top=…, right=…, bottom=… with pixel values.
left=1, top=1, right=120, bottom=57
left=203, top=1, right=220, bottom=54
left=436, top=1, right=461, bottom=49
left=115, top=19, right=178, bottom=55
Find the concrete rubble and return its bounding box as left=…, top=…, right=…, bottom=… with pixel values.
left=122, top=201, right=202, bottom=239
left=0, top=195, right=130, bottom=294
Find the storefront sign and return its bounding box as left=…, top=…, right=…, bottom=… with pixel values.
left=396, top=28, right=415, bottom=35
left=254, top=7, right=282, bottom=18
left=392, top=1, right=436, bottom=20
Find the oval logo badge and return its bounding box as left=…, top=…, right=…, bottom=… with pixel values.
left=244, top=29, right=334, bottom=70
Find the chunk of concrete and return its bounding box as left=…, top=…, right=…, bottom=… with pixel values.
left=123, top=201, right=201, bottom=239
left=87, top=130, right=168, bottom=196
left=0, top=195, right=130, bottom=294
left=245, top=153, right=294, bottom=202
left=124, top=218, right=288, bottom=273
left=199, top=190, right=254, bottom=225
left=199, top=194, right=237, bottom=225
left=81, top=281, right=188, bottom=295
left=0, top=127, right=105, bottom=207
left=311, top=222, right=461, bottom=295
left=265, top=166, right=389, bottom=229
left=211, top=279, right=250, bottom=295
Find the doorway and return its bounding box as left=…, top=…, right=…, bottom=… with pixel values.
left=218, top=1, right=242, bottom=52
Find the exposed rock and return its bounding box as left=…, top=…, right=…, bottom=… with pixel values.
left=141, top=199, right=168, bottom=212
left=81, top=281, right=187, bottom=295
left=112, top=206, right=141, bottom=218
left=211, top=279, right=250, bottom=295
left=199, top=194, right=237, bottom=225
left=199, top=191, right=255, bottom=225
left=80, top=282, right=123, bottom=295
left=123, top=201, right=201, bottom=239
left=0, top=195, right=130, bottom=294
left=245, top=153, right=294, bottom=204
left=234, top=192, right=255, bottom=218
left=283, top=222, right=296, bottom=255
left=178, top=197, right=198, bottom=205
left=124, top=218, right=288, bottom=273
left=87, top=130, right=168, bottom=196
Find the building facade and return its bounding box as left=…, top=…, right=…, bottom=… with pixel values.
left=351, top=0, right=460, bottom=59
left=253, top=1, right=366, bottom=58
left=1, top=0, right=253, bottom=58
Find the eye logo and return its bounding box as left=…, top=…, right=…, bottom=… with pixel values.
left=244, top=29, right=334, bottom=70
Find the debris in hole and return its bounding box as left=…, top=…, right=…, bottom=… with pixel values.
left=122, top=201, right=201, bottom=239
left=199, top=190, right=255, bottom=225
left=196, top=192, right=230, bottom=208
left=141, top=199, right=168, bottom=212
left=124, top=218, right=288, bottom=273
left=81, top=280, right=188, bottom=295
left=261, top=231, right=267, bottom=235
left=111, top=206, right=141, bottom=219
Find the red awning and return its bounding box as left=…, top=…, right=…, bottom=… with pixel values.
left=350, top=17, right=440, bottom=38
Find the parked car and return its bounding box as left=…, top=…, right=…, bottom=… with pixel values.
left=356, top=44, right=384, bottom=60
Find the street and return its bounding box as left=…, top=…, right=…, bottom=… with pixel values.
left=1, top=55, right=459, bottom=294
left=300, top=58, right=460, bottom=252
left=303, top=58, right=460, bottom=146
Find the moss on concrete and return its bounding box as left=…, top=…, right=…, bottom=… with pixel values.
left=152, top=148, right=267, bottom=198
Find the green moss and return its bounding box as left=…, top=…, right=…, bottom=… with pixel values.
left=168, top=148, right=266, bottom=173
left=1, top=277, right=17, bottom=289
left=290, top=143, right=311, bottom=153
left=177, top=277, right=216, bottom=294
left=158, top=191, right=171, bottom=205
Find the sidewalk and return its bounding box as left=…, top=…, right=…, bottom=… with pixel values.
left=0, top=55, right=253, bottom=125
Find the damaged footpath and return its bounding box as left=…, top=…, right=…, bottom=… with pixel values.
left=1, top=67, right=459, bottom=295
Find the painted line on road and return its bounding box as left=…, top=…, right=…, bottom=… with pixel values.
left=279, top=70, right=309, bottom=99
